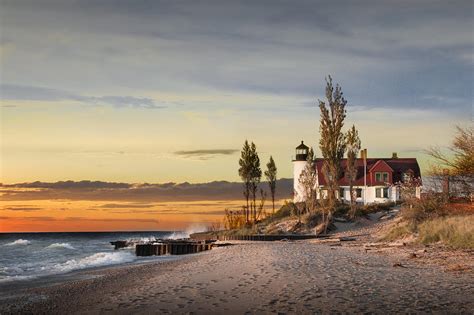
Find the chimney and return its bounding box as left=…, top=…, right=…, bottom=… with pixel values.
left=360, top=148, right=367, bottom=159
left=392, top=152, right=398, bottom=159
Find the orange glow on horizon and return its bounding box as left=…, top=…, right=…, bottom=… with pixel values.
left=0, top=199, right=284, bottom=233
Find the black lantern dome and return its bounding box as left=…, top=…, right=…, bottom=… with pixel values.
left=295, top=141, right=309, bottom=161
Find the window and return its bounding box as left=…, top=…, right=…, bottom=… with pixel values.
left=376, top=187, right=389, bottom=198
left=403, top=172, right=412, bottom=182
left=339, top=188, right=345, bottom=199
left=375, top=172, right=389, bottom=182
left=356, top=188, right=362, bottom=198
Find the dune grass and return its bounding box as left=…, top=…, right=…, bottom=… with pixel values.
left=382, top=214, right=474, bottom=249
left=417, top=215, right=474, bottom=249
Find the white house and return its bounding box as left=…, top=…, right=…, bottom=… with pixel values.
left=293, top=141, right=422, bottom=204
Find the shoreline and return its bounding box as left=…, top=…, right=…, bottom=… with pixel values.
left=1, top=239, right=473, bottom=314
left=0, top=253, right=184, bottom=294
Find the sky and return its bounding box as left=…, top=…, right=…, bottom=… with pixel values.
left=0, top=0, right=472, bottom=231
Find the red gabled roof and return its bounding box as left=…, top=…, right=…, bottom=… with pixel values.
left=315, top=158, right=421, bottom=186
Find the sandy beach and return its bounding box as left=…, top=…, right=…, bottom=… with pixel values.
left=1, top=237, right=473, bottom=314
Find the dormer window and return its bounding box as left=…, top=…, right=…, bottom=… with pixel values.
left=375, top=172, right=389, bottom=182
left=403, top=170, right=414, bottom=182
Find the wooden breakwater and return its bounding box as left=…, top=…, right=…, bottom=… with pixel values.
left=190, top=233, right=321, bottom=242
left=110, top=239, right=215, bottom=256
left=135, top=241, right=214, bottom=256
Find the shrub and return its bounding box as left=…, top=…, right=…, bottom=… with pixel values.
left=224, top=208, right=246, bottom=230
left=401, top=193, right=447, bottom=224
left=302, top=212, right=323, bottom=228
left=333, top=203, right=350, bottom=217
left=354, top=201, right=396, bottom=217
left=267, top=201, right=294, bottom=220
left=418, top=215, right=474, bottom=249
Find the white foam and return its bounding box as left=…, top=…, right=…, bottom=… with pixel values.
left=52, top=251, right=136, bottom=273
left=165, top=224, right=207, bottom=240
left=125, top=236, right=156, bottom=243
left=46, top=243, right=75, bottom=250
left=0, top=274, right=36, bottom=283
left=4, top=239, right=31, bottom=246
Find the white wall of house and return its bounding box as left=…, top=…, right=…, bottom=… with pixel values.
left=296, top=182, right=400, bottom=204
left=293, top=163, right=402, bottom=204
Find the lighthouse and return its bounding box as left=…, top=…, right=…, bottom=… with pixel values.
left=292, top=141, right=309, bottom=202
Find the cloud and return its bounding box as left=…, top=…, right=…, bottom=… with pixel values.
left=3, top=206, right=43, bottom=211
left=99, top=203, right=155, bottom=209
left=174, top=149, right=239, bottom=160
left=0, top=178, right=294, bottom=202
left=8, top=180, right=131, bottom=189
left=1, top=1, right=471, bottom=115
left=0, top=84, right=165, bottom=109
left=1, top=216, right=159, bottom=224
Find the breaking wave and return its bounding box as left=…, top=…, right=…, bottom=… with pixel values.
left=51, top=251, right=136, bottom=273
left=46, top=243, right=75, bottom=250
left=4, top=239, right=31, bottom=246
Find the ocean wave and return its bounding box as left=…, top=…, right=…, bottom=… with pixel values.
left=52, top=251, right=136, bottom=273
left=125, top=236, right=157, bottom=243
left=46, top=243, right=75, bottom=250
left=0, top=274, right=36, bottom=283
left=4, top=239, right=31, bottom=246
left=165, top=225, right=207, bottom=240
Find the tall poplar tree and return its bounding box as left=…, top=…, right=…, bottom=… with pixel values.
left=264, top=156, right=277, bottom=214
left=238, top=140, right=252, bottom=223
left=249, top=142, right=262, bottom=223
left=318, top=75, right=347, bottom=212
left=345, top=125, right=361, bottom=219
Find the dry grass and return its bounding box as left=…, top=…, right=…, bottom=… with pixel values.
left=417, top=215, right=474, bottom=249
left=381, top=222, right=414, bottom=242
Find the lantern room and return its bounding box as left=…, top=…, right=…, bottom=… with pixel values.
left=294, top=141, right=309, bottom=161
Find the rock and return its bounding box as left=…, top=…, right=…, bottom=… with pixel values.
left=409, top=253, right=417, bottom=259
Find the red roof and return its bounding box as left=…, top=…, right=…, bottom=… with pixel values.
left=315, top=158, right=421, bottom=186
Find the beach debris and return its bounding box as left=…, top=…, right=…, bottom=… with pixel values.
left=392, top=262, right=406, bottom=268
left=339, top=237, right=357, bottom=242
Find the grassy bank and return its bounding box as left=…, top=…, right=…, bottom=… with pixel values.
left=383, top=215, right=474, bottom=249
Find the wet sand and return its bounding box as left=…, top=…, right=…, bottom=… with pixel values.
left=1, top=240, right=473, bottom=314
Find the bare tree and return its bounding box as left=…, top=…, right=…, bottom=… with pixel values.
left=318, top=75, right=347, bottom=214
left=264, top=156, right=277, bottom=214
left=345, top=125, right=361, bottom=219
left=425, top=125, right=473, bottom=199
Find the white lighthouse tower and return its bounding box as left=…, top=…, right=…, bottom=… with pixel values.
left=292, top=141, right=309, bottom=202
